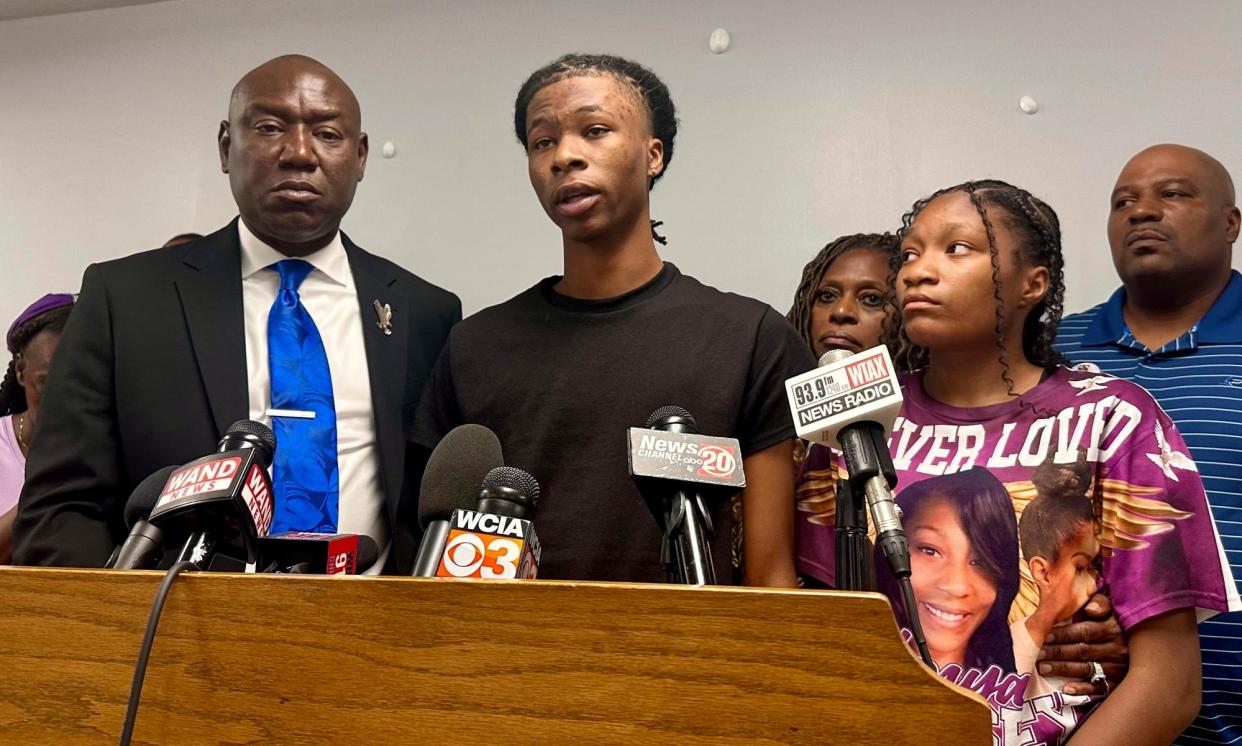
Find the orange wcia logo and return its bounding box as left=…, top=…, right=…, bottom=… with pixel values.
left=695, top=445, right=737, bottom=479
left=436, top=510, right=529, bottom=579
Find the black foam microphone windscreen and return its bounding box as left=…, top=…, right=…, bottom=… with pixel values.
left=412, top=424, right=504, bottom=577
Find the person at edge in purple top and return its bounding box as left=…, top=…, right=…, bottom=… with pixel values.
left=0, top=294, right=75, bottom=563
left=794, top=182, right=1235, bottom=745
left=785, top=233, right=1131, bottom=696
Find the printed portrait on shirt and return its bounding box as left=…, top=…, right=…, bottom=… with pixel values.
left=867, top=452, right=1107, bottom=680
left=875, top=468, right=1020, bottom=672
left=1017, top=451, right=1102, bottom=648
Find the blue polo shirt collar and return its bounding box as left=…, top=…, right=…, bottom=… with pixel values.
left=1197, top=270, right=1242, bottom=343
left=1082, top=270, right=1242, bottom=348
left=1082, top=286, right=1127, bottom=345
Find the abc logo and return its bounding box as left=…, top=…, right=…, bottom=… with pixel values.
left=439, top=531, right=524, bottom=579
left=696, top=445, right=737, bottom=479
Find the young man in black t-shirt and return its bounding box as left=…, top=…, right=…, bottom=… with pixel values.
left=414, top=54, right=814, bottom=584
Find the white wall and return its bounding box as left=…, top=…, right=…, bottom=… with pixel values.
left=2, top=0, right=1239, bottom=329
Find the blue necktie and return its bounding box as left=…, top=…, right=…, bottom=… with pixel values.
left=267, top=259, right=339, bottom=533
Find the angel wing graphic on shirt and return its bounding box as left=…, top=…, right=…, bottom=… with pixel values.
left=1003, top=476, right=1193, bottom=625
left=1146, top=422, right=1199, bottom=481
left=1068, top=375, right=1113, bottom=395
left=794, top=450, right=844, bottom=527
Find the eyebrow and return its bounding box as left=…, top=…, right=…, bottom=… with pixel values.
left=527, top=104, right=612, bottom=135
left=1111, top=177, right=1199, bottom=200
left=818, top=277, right=887, bottom=288
left=905, top=221, right=977, bottom=241
left=244, top=101, right=344, bottom=122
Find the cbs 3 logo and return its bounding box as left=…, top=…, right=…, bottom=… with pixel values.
left=440, top=532, right=524, bottom=578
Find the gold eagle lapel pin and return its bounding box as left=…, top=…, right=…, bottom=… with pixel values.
left=373, top=299, right=393, bottom=336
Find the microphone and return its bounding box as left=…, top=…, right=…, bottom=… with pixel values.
left=785, top=347, right=905, bottom=571
left=628, top=406, right=746, bottom=585
left=434, top=466, right=541, bottom=579
left=110, top=465, right=180, bottom=570
left=143, top=420, right=277, bottom=569
left=114, top=421, right=276, bottom=746
left=257, top=532, right=380, bottom=574
left=784, top=346, right=932, bottom=666
left=413, top=424, right=504, bottom=577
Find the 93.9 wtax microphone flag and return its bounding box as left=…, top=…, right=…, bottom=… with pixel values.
left=119, top=420, right=277, bottom=570
left=435, top=466, right=541, bottom=580
left=783, top=346, right=905, bottom=558
left=784, top=346, right=934, bottom=666
left=785, top=346, right=902, bottom=446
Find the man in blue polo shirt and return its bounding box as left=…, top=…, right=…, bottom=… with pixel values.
left=1056, top=143, right=1242, bottom=745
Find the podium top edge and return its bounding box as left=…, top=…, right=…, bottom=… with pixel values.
left=0, top=564, right=886, bottom=600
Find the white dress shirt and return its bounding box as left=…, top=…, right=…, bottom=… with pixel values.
left=238, top=219, right=388, bottom=574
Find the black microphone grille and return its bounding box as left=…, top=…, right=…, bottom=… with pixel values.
left=482, top=466, right=540, bottom=504
left=645, top=405, right=697, bottom=430
left=226, top=419, right=277, bottom=452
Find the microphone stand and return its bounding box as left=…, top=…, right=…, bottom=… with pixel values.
left=664, top=489, right=716, bottom=586
left=834, top=479, right=872, bottom=591
left=174, top=531, right=217, bottom=570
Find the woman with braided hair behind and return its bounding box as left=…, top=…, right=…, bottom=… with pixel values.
left=795, top=179, right=1235, bottom=745
left=787, top=233, right=899, bottom=361
left=0, top=294, right=74, bottom=563
left=765, top=233, right=895, bottom=583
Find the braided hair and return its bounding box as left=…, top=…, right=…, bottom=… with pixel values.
left=513, top=53, right=678, bottom=243
left=0, top=305, right=73, bottom=416
left=888, top=180, right=1067, bottom=388
left=786, top=233, right=900, bottom=355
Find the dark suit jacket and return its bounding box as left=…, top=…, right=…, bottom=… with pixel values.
left=13, top=219, right=460, bottom=572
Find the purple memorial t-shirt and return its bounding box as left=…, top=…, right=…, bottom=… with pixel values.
left=0, top=415, right=24, bottom=517
left=797, top=367, right=1234, bottom=745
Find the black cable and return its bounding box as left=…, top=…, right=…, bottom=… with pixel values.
left=119, top=560, right=196, bottom=746
left=838, top=425, right=932, bottom=668
left=898, top=576, right=934, bottom=668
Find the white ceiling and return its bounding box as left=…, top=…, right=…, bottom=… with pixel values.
left=0, top=0, right=168, bottom=21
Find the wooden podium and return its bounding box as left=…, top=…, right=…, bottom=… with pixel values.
left=0, top=567, right=989, bottom=744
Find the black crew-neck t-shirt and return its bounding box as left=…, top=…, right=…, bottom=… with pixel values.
left=413, top=263, right=815, bottom=582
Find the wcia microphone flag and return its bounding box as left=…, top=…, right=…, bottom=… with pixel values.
left=434, top=466, right=542, bottom=580
left=435, top=509, right=541, bottom=579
